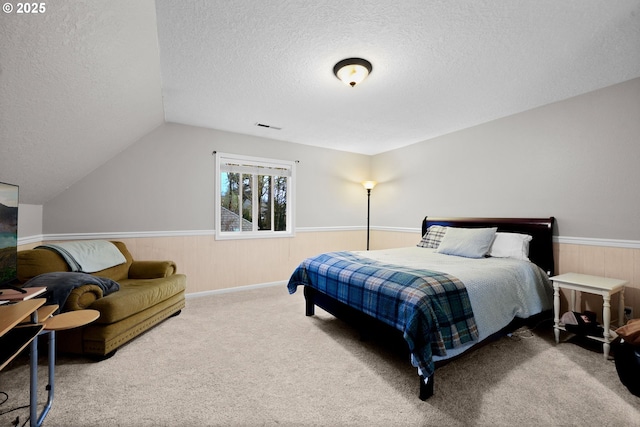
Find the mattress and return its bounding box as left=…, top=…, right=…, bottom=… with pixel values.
left=352, top=246, right=553, bottom=360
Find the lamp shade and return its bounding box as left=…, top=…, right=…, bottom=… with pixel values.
left=334, top=58, right=372, bottom=87
left=362, top=181, right=377, bottom=190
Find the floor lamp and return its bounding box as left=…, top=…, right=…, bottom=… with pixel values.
left=362, top=181, right=377, bottom=250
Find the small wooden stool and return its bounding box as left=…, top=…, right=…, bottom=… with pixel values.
left=43, top=310, right=100, bottom=331
left=30, top=309, right=99, bottom=427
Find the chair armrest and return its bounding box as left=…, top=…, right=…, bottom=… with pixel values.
left=63, top=284, right=104, bottom=311
left=128, top=261, right=177, bottom=279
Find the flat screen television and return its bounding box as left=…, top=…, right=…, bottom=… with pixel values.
left=0, top=181, right=19, bottom=288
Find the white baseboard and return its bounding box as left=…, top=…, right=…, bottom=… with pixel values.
left=185, top=280, right=287, bottom=299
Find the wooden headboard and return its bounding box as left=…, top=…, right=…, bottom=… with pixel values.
left=422, top=216, right=555, bottom=276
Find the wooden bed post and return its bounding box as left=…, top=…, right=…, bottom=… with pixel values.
left=303, top=286, right=315, bottom=316
left=419, top=374, right=434, bottom=400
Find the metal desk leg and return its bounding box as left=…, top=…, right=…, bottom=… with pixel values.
left=29, top=330, right=56, bottom=427
left=28, top=311, right=39, bottom=427
left=36, top=330, right=55, bottom=427
left=29, top=335, right=38, bottom=427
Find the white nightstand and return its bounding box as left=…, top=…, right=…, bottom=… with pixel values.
left=551, top=273, right=627, bottom=359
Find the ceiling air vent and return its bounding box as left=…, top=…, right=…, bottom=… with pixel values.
left=255, top=123, right=282, bottom=130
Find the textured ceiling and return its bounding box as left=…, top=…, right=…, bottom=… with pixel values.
left=156, top=0, right=640, bottom=155
left=1, top=0, right=640, bottom=204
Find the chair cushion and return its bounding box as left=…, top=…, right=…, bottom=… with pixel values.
left=89, top=274, right=186, bottom=324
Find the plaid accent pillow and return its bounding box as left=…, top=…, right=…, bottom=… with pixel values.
left=417, top=225, right=447, bottom=249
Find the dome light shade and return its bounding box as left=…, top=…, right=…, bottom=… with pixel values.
left=362, top=180, right=377, bottom=190
left=333, top=58, right=372, bottom=87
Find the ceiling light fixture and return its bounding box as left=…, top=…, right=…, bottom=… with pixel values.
left=333, top=58, right=372, bottom=87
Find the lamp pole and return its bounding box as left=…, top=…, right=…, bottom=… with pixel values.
left=366, top=188, right=371, bottom=250
left=362, top=181, right=376, bottom=250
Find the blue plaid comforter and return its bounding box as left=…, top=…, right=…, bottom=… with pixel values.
left=287, top=251, right=479, bottom=378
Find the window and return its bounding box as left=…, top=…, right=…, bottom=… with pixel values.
left=215, top=152, right=295, bottom=239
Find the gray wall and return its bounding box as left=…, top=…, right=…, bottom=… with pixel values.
left=42, top=78, right=639, bottom=239
left=17, top=204, right=42, bottom=238
left=371, top=78, right=640, bottom=239
left=43, top=124, right=371, bottom=233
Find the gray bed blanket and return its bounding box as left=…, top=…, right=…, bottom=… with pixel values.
left=24, top=272, right=120, bottom=313
left=36, top=240, right=126, bottom=273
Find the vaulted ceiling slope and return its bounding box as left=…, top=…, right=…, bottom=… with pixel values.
left=1, top=0, right=639, bottom=205
left=0, top=0, right=164, bottom=204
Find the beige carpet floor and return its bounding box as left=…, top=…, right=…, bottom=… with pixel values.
left=1, top=285, right=639, bottom=426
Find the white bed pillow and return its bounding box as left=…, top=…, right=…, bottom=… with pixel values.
left=435, top=227, right=497, bottom=258
left=488, top=232, right=532, bottom=261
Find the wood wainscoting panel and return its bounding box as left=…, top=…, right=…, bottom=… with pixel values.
left=371, top=229, right=422, bottom=249
left=119, top=230, right=366, bottom=294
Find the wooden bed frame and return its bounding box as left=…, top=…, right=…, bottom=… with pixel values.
left=302, top=216, right=555, bottom=400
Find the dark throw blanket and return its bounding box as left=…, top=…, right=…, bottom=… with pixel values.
left=287, top=251, right=478, bottom=379
left=24, top=272, right=120, bottom=313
